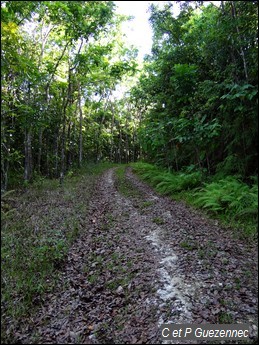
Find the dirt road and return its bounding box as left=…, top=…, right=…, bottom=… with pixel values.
left=15, top=167, right=258, bottom=344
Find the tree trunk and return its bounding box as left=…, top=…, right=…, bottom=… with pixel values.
left=38, top=127, right=43, bottom=173
left=118, top=124, right=122, bottom=164
left=110, top=104, right=115, bottom=162
left=1, top=116, right=9, bottom=191
left=54, top=130, right=59, bottom=178
left=60, top=64, right=73, bottom=185
left=125, top=116, right=129, bottom=164
left=173, top=141, right=179, bottom=172
left=1, top=143, right=9, bottom=192
left=78, top=83, right=83, bottom=167
left=230, top=1, right=249, bottom=81
left=195, top=147, right=202, bottom=170
left=24, top=127, right=33, bottom=182
left=24, top=82, right=33, bottom=182
left=60, top=109, right=68, bottom=185
left=66, top=121, right=72, bottom=168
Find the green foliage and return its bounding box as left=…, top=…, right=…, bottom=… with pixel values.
left=221, top=83, right=258, bottom=101
left=1, top=219, right=68, bottom=318
left=132, top=162, right=203, bottom=195
left=152, top=216, right=165, bottom=225
left=214, top=153, right=255, bottom=178
left=218, top=312, right=234, bottom=324
left=1, top=0, right=139, bottom=189
left=194, top=176, right=258, bottom=231
left=180, top=241, right=198, bottom=251
left=154, top=171, right=202, bottom=194
left=131, top=1, right=258, bottom=178
left=132, top=162, right=258, bottom=237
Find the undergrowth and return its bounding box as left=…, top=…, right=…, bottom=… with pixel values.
left=115, top=165, right=142, bottom=199
left=1, top=162, right=117, bottom=343
left=193, top=176, right=258, bottom=237
left=131, top=162, right=202, bottom=193
left=131, top=162, right=258, bottom=238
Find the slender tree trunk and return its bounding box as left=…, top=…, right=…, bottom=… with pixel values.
left=125, top=116, right=129, bottom=164
left=195, top=147, right=202, bottom=170
left=132, top=125, right=136, bottom=162
left=60, top=108, right=68, bottom=185
left=60, top=107, right=67, bottom=185
left=230, top=1, right=249, bottom=81
left=110, top=104, right=115, bottom=162
left=220, top=1, right=225, bottom=13
left=95, top=128, right=100, bottom=163
left=119, top=124, right=122, bottom=164
left=46, top=41, right=70, bottom=95
left=60, top=63, right=72, bottom=185
left=24, top=82, right=33, bottom=182
left=95, top=92, right=109, bottom=163
left=24, top=127, right=33, bottom=182
left=78, top=83, right=83, bottom=167
left=54, top=130, right=59, bottom=178
left=38, top=128, right=43, bottom=173
left=46, top=154, right=50, bottom=177
left=1, top=142, right=9, bottom=192
left=39, top=22, right=53, bottom=67
left=138, top=109, right=144, bottom=160
left=66, top=121, right=72, bottom=168
left=1, top=158, right=9, bottom=192
left=1, top=115, right=9, bottom=191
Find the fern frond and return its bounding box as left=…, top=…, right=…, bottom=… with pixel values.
left=1, top=190, right=16, bottom=199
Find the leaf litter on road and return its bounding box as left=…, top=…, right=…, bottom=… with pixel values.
left=3, top=167, right=258, bottom=344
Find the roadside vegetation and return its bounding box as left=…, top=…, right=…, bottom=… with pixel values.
left=115, top=165, right=143, bottom=199
left=1, top=162, right=117, bottom=342
left=131, top=162, right=258, bottom=239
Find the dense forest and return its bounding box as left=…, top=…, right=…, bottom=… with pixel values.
left=2, top=0, right=139, bottom=189
left=132, top=1, right=258, bottom=177
left=1, top=1, right=258, bottom=186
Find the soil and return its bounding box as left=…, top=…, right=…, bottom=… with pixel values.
left=9, top=167, right=258, bottom=344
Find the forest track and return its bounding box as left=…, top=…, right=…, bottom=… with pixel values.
left=12, top=167, right=258, bottom=344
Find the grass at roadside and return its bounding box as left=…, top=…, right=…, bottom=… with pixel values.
left=115, top=165, right=143, bottom=199
left=1, top=162, right=117, bottom=343
left=130, top=162, right=258, bottom=239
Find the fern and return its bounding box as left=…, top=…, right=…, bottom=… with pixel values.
left=235, top=208, right=258, bottom=220
left=132, top=162, right=203, bottom=196
left=133, top=163, right=258, bottom=233
left=1, top=190, right=16, bottom=199
left=156, top=180, right=178, bottom=194
left=180, top=172, right=202, bottom=189
left=132, top=163, right=257, bottom=235
left=193, top=176, right=258, bottom=223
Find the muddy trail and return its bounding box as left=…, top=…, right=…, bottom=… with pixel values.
left=11, top=167, right=258, bottom=344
